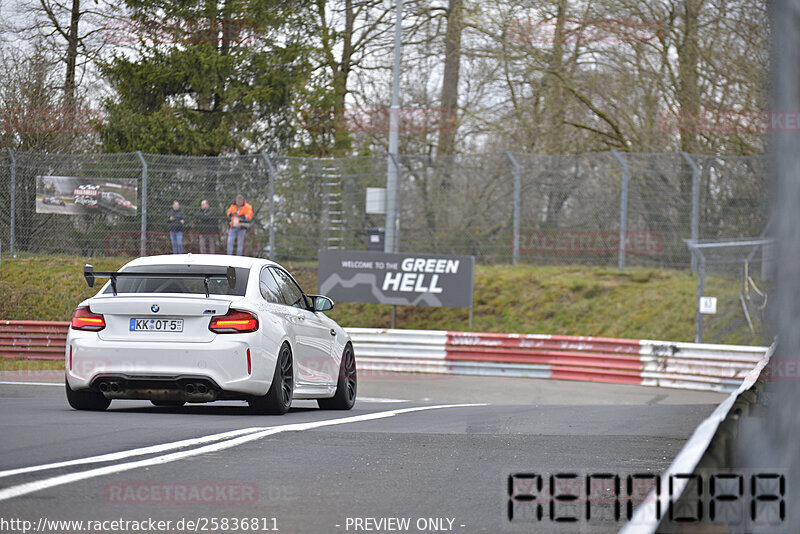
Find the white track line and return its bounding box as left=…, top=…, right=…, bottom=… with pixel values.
left=0, top=427, right=267, bottom=480
left=0, top=404, right=485, bottom=502
left=0, top=381, right=62, bottom=387
left=356, top=396, right=409, bottom=403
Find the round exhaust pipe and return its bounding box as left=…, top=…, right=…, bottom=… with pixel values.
left=110, top=383, right=120, bottom=393
left=197, top=384, right=208, bottom=394
left=98, top=382, right=109, bottom=393
left=185, top=384, right=196, bottom=394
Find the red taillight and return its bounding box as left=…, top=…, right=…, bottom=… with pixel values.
left=247, top=348, right=251, bottom=375
left=209, top=310, right=259, bottom=334
left=71, top=306, right=105, bottom=331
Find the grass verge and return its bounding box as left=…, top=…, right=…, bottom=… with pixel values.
left=0, top=255, right=764, bottom=346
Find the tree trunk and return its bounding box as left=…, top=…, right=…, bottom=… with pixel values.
left=436, top=0, right=463, bottom=157
left=678, top=0, right=700, bottom=154
left=64, top=0, right=80, bottom=110
left=542, top=0, right=567, bottom=155
left=678, top=0, right=701, bottom=257
left=332, top=0, right=355, bottom=154
left=543, top=0, right=568, bottom=224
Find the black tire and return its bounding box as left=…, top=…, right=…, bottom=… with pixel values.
left=65, top=379, right=111, bottom=411
left=249, top=343, right=293, bottom=415
left=150, top=400, right=185, bottom=407
left=318, top=343, right=357, bottom=410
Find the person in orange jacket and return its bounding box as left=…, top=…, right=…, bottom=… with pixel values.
left=226, top=194, right=253, bottom=255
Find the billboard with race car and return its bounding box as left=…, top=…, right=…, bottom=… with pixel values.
left=36, top=175, right=137, bottom=215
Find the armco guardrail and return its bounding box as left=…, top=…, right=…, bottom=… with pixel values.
left=348, top=328, right=768, bottom=393
left=621, top=345, right=774, bottom=533
left=1, top=322, right=767, bottom=393
left=0, top=320, right=69, bottom=359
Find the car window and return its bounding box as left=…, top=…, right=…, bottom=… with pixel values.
left=103, top=265, right=249, bottom=296
left=259, top=267, right=283, bottom=304
left=270, top=267, right=307, bottom=308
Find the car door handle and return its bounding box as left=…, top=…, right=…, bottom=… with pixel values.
left=296, top=315, right=305, bottom=321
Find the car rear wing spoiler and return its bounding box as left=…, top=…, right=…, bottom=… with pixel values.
left=83, top=264, right=237, bottom=298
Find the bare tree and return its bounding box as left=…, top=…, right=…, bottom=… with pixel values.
left=0, top=42, right=93, bottom=152
left=310, top=0, right=397, bottom=154
left=3, top=0, right=118, bottom=109
left=460, top=0, right=766, bottom=154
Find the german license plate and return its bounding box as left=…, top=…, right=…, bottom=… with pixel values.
left=129, top=318, right=183, bottom=332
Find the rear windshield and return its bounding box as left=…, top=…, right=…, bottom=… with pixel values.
left=103, top=265, right=249, bottom=296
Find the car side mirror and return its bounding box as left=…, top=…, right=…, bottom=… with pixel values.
left=312, top=295, right=334, bottom=312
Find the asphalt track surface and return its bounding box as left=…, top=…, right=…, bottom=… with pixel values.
left=0, top=373, right=727, bottom=534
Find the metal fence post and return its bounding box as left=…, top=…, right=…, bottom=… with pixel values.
left=694, top=250, right=706, bottom=343
left=756, top=4, right=800, bottom=527
left=135, top=151, right=147, bottom=256
left=388, top=153, right=401, bottom=253
left=611, top=150, right=628, bottom=270
left=261, top=153, right=276, bottom=260
left=385, top=0, right=403, bottom=255
left=6, top=148, right=15, bottom=256
left=505, top=151, right=521, bottom=265
left=681, top=152, right=701, bottom=273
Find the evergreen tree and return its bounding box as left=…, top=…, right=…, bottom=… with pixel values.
left=100, top=0, right=315, bottom=155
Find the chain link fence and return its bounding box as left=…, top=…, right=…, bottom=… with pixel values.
left=142, top=153, right=269, bottom=257
left=513, top=151, right=626, bottom=266
left=0, top=149, right=768, bottom=267
left=272, top=155, right=387, bottom=261
left=397, top=153, right=514, bottom=261
left=0, top=149, right=11, bottom=254
left=688, top=239, right=773, bottom=345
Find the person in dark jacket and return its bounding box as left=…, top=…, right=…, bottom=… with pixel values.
left=167, top=200, right=186, bottom=254
left=196, top=199, right=218, bottom=254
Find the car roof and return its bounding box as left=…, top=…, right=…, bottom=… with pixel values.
left=121, top=254, right=278, bottom=270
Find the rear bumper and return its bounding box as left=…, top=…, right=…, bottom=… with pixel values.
left=66, top=330, right=275, bottom=398
left=88, top=374, right=245, bottom=402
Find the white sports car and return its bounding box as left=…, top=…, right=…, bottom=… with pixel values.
left=65, top=254, right=356, bottom=414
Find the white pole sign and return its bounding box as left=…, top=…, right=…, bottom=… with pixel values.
left=699, top=296, right=718, bottom=314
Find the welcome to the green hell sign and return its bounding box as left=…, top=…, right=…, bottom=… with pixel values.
left=318, top=250, right=474, bottom=308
